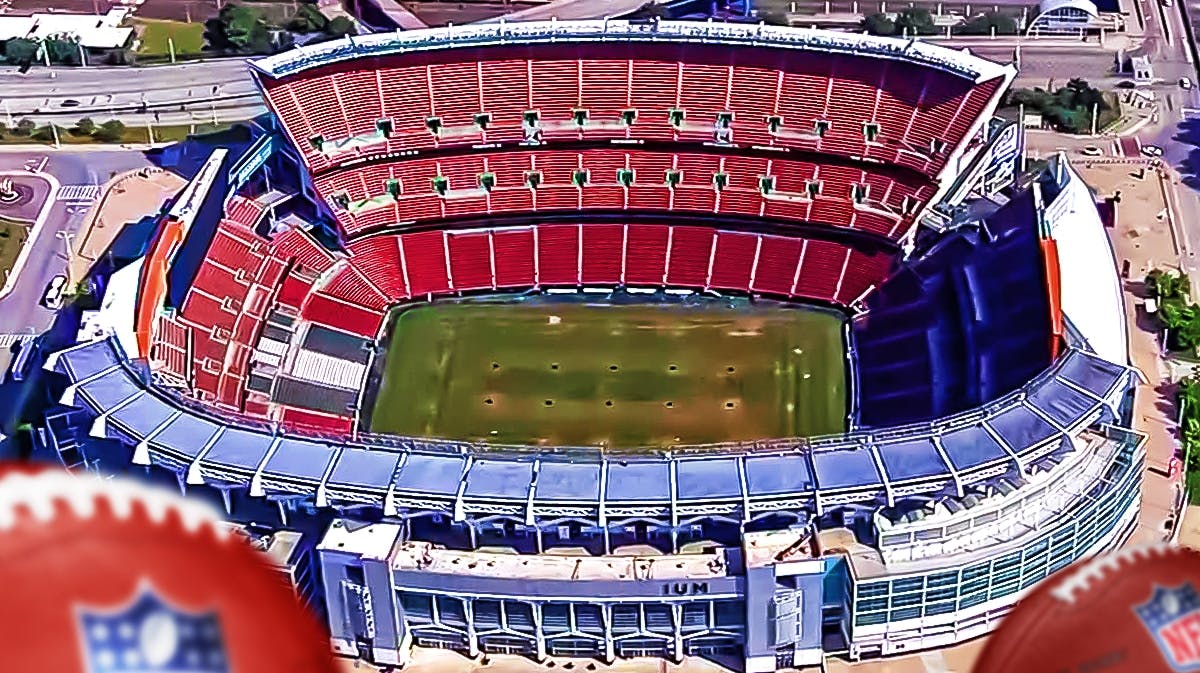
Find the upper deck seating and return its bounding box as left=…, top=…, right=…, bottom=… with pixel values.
left=260, top=43, right=1003, bottom=179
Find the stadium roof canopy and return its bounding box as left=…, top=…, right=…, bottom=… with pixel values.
left=249, top=19, right=1013, bottom=84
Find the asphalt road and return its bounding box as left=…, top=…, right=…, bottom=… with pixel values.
left=0, top=150, right=154, bottom=339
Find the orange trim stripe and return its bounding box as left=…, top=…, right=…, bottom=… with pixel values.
left=1039, top=236, right=1064, bottom=359
left=134, top=218, right=185, bottom=358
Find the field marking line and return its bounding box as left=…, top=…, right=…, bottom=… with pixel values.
left=0, top=170, right=60, bottom=301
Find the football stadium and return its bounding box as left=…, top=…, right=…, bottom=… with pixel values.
left=39, top=20, right=1144, bottom=670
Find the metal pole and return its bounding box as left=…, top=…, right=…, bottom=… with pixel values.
left=146, top=119, right=155, bottom=145
left=3, top=100, right=11, bottom=127
left=57, top=231, right=75, bottom=283
left=78, top=42, right=86, bottom=67
left=1091, top=101, right=1099, bottom=135
left=169, top=37, right=176, bottom=64
left=50, top=122, right=60, bottom=149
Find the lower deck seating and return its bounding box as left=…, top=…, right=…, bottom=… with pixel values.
left=163, top=217, right=895, bottom=432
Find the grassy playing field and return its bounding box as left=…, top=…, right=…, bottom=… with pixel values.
left=369, top=297, right=847, bottom=449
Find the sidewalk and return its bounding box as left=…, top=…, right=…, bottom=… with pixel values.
left=69, top=167, right=185, bottom=282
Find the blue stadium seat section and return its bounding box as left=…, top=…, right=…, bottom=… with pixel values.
left=45, top=335, right=1129, bottom=514
left=853, top=192, right=1051, bottom=428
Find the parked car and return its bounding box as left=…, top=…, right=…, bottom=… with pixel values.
left=1181, top=77, right=1193, bottom=90
left=59, top=99, right=81, bottom=108
left=42, top=275, right=67, bottom=309
left=1082, top=146, right=1103, bottom=157
left=1141, top=144, right=1164, bottom=157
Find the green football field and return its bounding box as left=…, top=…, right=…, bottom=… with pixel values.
left=369, top=298, right=847, bottom=449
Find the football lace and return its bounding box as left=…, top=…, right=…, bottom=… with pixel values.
left=1049, top=543, right=1177, bottom=604
left=0, top=469, right=223, bottom=535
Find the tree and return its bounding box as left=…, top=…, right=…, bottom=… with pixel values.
left=92, top=120, right=126, bottom=143
left=31, top=125, right=62, bottom=142
left=861, top=13, right=896, bottom=35
left=4, top=38, right=38, bottom=66
left=954, top=11, right=1018, bottom=35
left=205, top=4, right=275, bottom=55
left=43, top=37, right=81, bottom=66
left=325, top=16, right=356, bottom=38
left=287, top=3, right=328, bottom=33
left=895, top=8, right=937, bottom=35
left=13, top=118, right=36, bottom=137
left=73, top=117, right=97, bottom=137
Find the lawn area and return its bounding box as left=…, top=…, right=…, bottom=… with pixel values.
left=370, top=296, right=847, bottom=449
left=0, top=123, right=233, bottom=146
left=134, top=19, right=206, bottom=57
left=0, top=217, right=30, bottom=290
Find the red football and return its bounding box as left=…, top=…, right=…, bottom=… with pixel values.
left=0, top=465, right=338, bottom=673
left=974, top=544, right=1200, bottom=673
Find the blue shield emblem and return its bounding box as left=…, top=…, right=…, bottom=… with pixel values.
left=1135, top=583, right=1200, bottom=672
left=77, top=586, right=229, bottom=673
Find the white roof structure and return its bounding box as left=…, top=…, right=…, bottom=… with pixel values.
left=77, top=257, right=142, bottom=357
left=1038, top=0, right=1099, bottom=17
left=1041, top=156, right=1128, bottom=365
left=0, top=9, right=134, bottom=50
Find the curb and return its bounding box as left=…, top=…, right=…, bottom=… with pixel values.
left=0, top=170, right=61, bottom=301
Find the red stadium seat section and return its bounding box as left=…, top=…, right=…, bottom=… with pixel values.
left=258, top=43, right=1004, bottom=179
left=313, top=149, right=932, bottom=239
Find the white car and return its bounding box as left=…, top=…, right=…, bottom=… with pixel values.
left=1141, top=144, right=1164, bottom=158
left=42, top=274, right=67, bottom=309
left=1181, top=77, right=1193, bottom=90
left=1082, top=146, right=1103, bottom=157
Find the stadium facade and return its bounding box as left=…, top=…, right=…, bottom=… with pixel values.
left=33, top=20, right=1143, bottom=671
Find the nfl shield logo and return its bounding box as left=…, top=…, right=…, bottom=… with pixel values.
left=76, top=585, right=230, bottom=673
left=1135, top=583, right=1200, bottom=672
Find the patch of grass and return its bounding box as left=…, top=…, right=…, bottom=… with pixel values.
left=0, top=123, right=233, bottom=146
left=134, top=19, right=206, bottom=57
left=370, top=297, right=847, bottom=449
left=0, top=217, right=31, bottom=289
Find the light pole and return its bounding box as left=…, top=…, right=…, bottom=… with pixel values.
left=57, top=230, right=76, bottom=284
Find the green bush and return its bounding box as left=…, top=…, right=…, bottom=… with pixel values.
left=13, top=118, right=35, bottom=137
left=72, top=117, right=97, bottom=137
left=954, top=11, right=1018, bottom=35
left=92, top=119, right=126, bottom=143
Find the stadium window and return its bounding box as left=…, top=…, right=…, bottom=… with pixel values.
left=478, top=172, right=496, bottom=191
left=852, top=184, right=869, bottom=204
left=621, top=109, right=638, bottom=126
left=665, top=169, right=682, bottom=187
left=308, top=135, right=325, bottom=152
left=669, top=108, right=686, bottom=127
left=425, top=117, right=442, bottom=135
left=759, top=176, right=776, bottom=195
left=617, top=168, right=634, bottom=187
left=806, top=180, right=822, bottom=198
left=712, top=172, right=728, bottom=191
left=814, top=120, right=830, bottom=137
left=572, top=170, right=590, bottom=187
left=572, top=109, right=589, bottom=127
left=432, top=176, right=449, bottom=196
left=766, top=115, right=783, bottom=133
left=931, top=138, right=948, bottom=154
left=474, top=113, right=492, bottom=130
left=863, top=122, right=880, bottom=142
left=523, top=110, right=541, bottom=127
left=376, top=119, right=393, bottom=137
left=525, top=171, right=542, bottom=189
left=716, top=112, right=734, bottom=128
left=385, top=179, right=401, bottom=199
